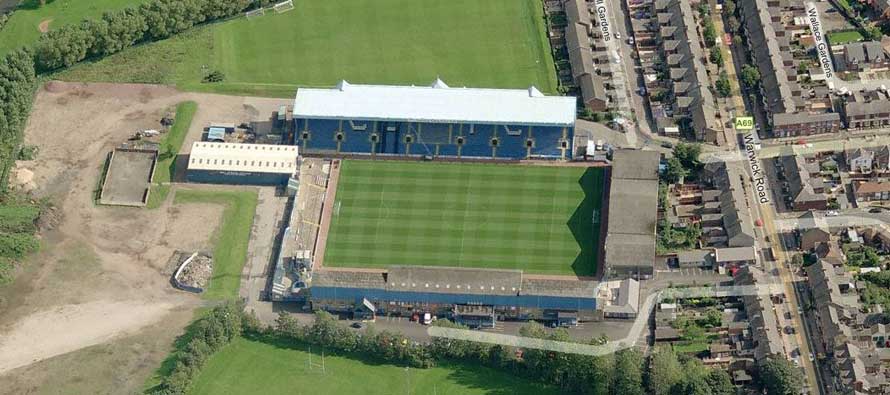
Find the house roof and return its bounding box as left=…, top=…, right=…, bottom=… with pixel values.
left=677, top=249, right=714, bottom=263
left=714, top=246, right=756, bottom=262
left=565, top=0, right=590, bottom=26
left=293, top=80, right=577, bottom=127
left=855, top=180, right=890, bottom=195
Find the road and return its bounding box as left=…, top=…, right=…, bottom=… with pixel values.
left=732, top=132, right=824, bottom=393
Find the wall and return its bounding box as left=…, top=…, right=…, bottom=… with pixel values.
left=186, top=169, right=291, bottom=185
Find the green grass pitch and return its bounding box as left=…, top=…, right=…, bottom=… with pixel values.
left=324, top=160, right=604, bottom=276
left=189, top=336, right=555, bottom=395
left=57, top=0, right=557, bottom=97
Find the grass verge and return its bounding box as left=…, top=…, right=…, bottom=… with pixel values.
left=155, top=101, right=197, bottom=184
left=173, top=188, right=257, bottom=300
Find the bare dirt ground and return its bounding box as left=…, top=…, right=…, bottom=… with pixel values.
left=0, top=81, right=289, bottom=394
left=37, top=19, right=52, bottom=33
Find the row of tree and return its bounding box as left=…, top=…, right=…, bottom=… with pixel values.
left=647, top=347, right=734, bottom=395
left=0, top=48, right=40, bottom=282
left=154, top=301, right=261, bottom=394
left=32, top=0, right=259, bottom=71
left=268, top=311, right=746, bottom=395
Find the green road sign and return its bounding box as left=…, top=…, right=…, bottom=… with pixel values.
left=734, top=117, right=754, bottom=130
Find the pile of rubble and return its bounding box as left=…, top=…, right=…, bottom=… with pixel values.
left=172, top=252, right=213, bottom=292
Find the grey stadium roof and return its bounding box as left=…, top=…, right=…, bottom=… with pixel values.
left=610, top=150, right=660, bottom=180
left=385, top=266, right=523, bottom=296
left=293, top=79, right=577, bottom=127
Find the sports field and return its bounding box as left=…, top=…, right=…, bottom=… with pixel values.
left=189, top=336, right=555, bottom=395
left=58, top=0, right=557, bottom=97
left=0, top=0, right=147, bottom=55
left=324, top=161, right=604, bottom=276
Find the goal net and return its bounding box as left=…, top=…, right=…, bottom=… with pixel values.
left=273, top=0, right=295, bottom=13
left=245, top=8, right=265, bottom=18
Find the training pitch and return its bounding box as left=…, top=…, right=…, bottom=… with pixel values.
left=59, top=0, right=557, bottom=97
left=324, top=160, right=604, bottom=276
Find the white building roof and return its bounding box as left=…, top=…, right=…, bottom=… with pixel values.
left=187, top=142, right=298, bottom=174
left=292, top=79, right=577, bottom=127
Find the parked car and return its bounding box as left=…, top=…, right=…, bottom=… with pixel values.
left=826, top=210, right=839, bottom=217
left=614, top=32, right=621, bottom=40
left=627, top=36, right=635, bottom=45
left=351, top=322, right=363, bottom=329
left=870, top=208, right=884, bottom=213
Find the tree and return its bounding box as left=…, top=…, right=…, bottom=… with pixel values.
left=702, top=20, right=717, bottom=47
left=740, top=64, right=761, bottom=89
left=612, top=349, right=645, bottom=395
left=647, top=347, right=683, bottom=395
left=662, top=157, right=688, bottom=183
left=709, top=47, right=724, bottom=67
left=759, top=357, right=804, bottom=395
left=864, top=25, right=883, bottom=41
left=723, top=0, right=736, bottom=16
left=673, top=143, right=702, bottom=172
left=706, top=369, right=735, bottom=395
left=34, top=24, right=94, bottom=71
left=726, top=16, right=740, bottom=33
left=672, top=360, right=711, bottom=395
left=716, top=72, right=732, bottom=97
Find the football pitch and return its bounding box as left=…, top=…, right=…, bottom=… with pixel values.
left=58, top=0, right=557, bottom=97
left=324, top=160, right=604, bottom=276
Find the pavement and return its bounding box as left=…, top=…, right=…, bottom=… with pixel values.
left=241, top=187, right=289, bottom=311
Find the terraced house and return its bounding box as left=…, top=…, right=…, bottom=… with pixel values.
left=654, top=0, right=722, bottom=144
left=738, top=0, right=841, bottom=137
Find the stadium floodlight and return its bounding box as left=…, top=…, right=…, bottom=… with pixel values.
left=273, top=0, right=295, bottom=13
left=245, top=8, right=265, bottom=18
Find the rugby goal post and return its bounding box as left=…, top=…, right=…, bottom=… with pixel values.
left=245, top=8, right=265, bottom=18
left=273, top=0, right=295, bottom=13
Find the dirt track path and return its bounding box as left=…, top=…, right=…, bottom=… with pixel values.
left=0, top=299, right=179, bottom=374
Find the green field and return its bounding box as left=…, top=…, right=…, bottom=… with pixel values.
left=190, top=335, right=555, bottom=395
left=324, top=161, right=603, bottom=276
left=173, top=189, right=257, bottom=299
left=0, top=0, right=146, bottom=55
left=57, top=0, right=557, bottom=97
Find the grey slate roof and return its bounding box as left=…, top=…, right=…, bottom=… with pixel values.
left=521, top=278, right=598, bottom=297
left=605, top=150, right=660, bottom=274
left=564, top=0, right=590, bottom=28
left=610, top=149, right=661, bottom=180
left=739, top=0, right=796, bottom=115
left=313, top=270, right=387, bottom=289
left=657, top=0, right=720, bottom=137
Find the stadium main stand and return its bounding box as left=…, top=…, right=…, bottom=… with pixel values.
left=292, top=79, right=577, bottom=160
